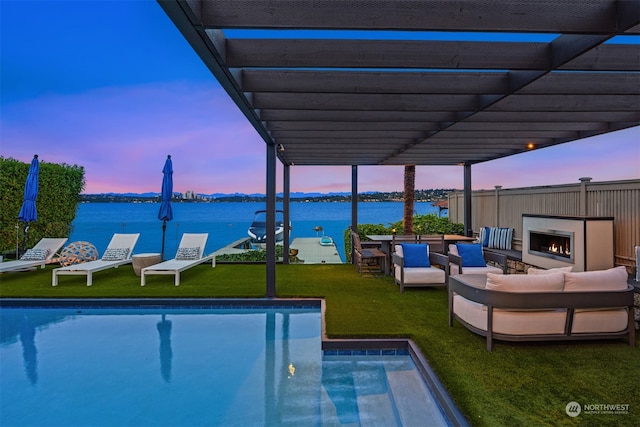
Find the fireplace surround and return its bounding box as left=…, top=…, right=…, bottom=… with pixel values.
left=522, top=214, right=614, bottom=272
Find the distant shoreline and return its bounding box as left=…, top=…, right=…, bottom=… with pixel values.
left=80, top=189, right=454, bottom=204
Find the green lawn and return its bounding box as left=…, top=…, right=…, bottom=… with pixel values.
left=1, top=263, right=638, bottom=426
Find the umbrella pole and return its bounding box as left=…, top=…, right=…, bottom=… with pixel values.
left=21, top=223, right=29, bottom=256
left=161, top=220, right=167, bottom=261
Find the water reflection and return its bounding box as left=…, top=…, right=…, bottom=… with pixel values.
left=157, top=314, right=173, bottom=383
left=19, top=315, right=38, bottom=385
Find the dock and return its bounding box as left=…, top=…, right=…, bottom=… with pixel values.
left=290, top=237, right=343, bottom=264
left=213, top=236, right=343, bottom=264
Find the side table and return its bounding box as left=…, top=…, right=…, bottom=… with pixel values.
left=132, top=253, right=161, bottom=276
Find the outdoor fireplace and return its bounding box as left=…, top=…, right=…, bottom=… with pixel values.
left=528, top=228, right=573, bottom=264
left=522, top=214, right=613, bottom=272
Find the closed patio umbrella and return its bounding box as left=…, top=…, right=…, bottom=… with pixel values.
left=158, top=155, right=173, bottom=261
left=18, top=155, right=39, bottom=254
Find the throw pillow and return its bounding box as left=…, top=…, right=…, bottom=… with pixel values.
left=486, top=272, right=565, bottom=292
left=455, top=243, right=486, bottom=267
left=176, top=247, right=200, bottom=260
left=478, top=226, right=491, bottom=247
left=20, top=248, right=50, bottom=261
left=527, top=266, right=573, bottom=275
left=102, top=248, right=130, bottom=261
left=487, top=227, right=513, bottom=250
left=400, top=243, right=430, bottom=268
left=563, top=266, right=628, bottom=292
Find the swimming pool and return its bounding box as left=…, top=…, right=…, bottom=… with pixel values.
left=0, top=302, right=458, bottom=426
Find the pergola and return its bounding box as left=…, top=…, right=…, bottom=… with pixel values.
left=158, top=0, right=640, bottom=295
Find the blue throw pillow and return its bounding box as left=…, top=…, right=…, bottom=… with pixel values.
left=400, top=243, right=430, bottom=268
left=455, top=243, right=486, bottom=267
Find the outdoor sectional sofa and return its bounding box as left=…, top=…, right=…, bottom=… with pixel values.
left=448, top=266, right=636, bottom=351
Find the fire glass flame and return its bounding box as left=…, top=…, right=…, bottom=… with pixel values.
left=529, top=228, right=574, bottom=263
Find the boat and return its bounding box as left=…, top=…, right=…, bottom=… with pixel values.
left=319, top=235, right=334, bottom=246
left=248, top=210, right=286, bottom=246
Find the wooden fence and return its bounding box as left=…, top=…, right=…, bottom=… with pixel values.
left=448, top=179, right=640, bottom=272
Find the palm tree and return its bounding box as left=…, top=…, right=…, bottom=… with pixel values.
left=403, top=165, right=415, bottom=234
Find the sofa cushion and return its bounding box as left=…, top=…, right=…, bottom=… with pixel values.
left=486, top=272, right=565, bottom=292
left=453, top=295, right=566, bottom=335
left=572, top=308, right=629, bottom=333
left=563, top=266, right=628, bottom=292
left=400, top=243, right=430, bottom=267
left=527, top=266, right=573, bottom=275
left=456, top=243, right=486, bottom=267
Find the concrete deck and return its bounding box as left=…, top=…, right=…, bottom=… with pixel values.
left=291, top=237, right=343, bottom=264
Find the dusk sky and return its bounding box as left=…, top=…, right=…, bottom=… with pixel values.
left=1, top=1, right=638, bottom=195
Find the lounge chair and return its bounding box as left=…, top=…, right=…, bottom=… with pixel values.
left=0, top=238, right=68, bottom=273
left=141, top=233, right=215, bottom=286
left=52, top=233, right=140, bottom=286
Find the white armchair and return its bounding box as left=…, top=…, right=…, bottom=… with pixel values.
left=392, top=243, right=449, bottom=293
left=448, top=243, right=507, bottom=276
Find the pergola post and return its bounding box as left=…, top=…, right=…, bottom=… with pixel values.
left=351, top=165, right=358, bottom=265
left=266, top=142, right=276, bottom=297
left=464, top=164, right=472, bottom=237
left=283, top=164, right=290, bottom=264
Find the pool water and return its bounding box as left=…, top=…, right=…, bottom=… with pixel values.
left=0, top=307, right=449, bottom=426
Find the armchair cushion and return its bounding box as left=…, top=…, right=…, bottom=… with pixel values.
left=400, top=243, right=430, bottom=267
left=456, top=243, right=486, bottom=267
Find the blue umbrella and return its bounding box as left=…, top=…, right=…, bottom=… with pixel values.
left=158, top=155, right=173, bottom=261
left=18, top=155, right=39, bottom=254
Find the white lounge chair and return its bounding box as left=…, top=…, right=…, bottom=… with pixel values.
left=0, top=238, right=68, bottom=273
left=141, top=233, right=215, bottom=286
left=52, top=233, right=140, bottom=286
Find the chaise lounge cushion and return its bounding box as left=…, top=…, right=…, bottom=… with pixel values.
left=486, top=272, right=565, bottom=292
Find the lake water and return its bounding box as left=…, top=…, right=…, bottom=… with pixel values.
left=70, top=202, right=441, bottom=261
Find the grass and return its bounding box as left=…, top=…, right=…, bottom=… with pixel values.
left=1, top=263, right=639, bottom=426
